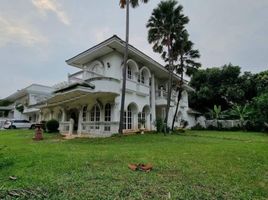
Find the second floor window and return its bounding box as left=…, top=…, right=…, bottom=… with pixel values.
left=141, top=71, right=145, bottom=84
left=127, top=66, right=132, bottom=79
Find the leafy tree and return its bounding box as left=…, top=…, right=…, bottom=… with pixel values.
left=118, top=0, right=150, bottom=134
left=147, top=0, right=189, bottom=133
left=229, top=104, right=252, bottom=129
left=255, top=70, right=268, bottom=95
left=189, top=64, right=256, bottom=112
left=252, top=93, right=268, bottom=122
left=171, top=31, right=201, bottom=130
left=119, top=0, right=149, bottom=8
left=208, top=105, right=224, bottom=129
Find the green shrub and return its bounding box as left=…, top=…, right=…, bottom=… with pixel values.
left=46, top=119, right=59, bottom=133
left=154, top=118, right=164, bottom=133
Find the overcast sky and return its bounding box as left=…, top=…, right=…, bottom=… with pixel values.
left=0, top=0, right=267, bottom=98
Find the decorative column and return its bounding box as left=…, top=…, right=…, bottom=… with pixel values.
left=38, top=111, right=43, bottom=123
left=61, top=107, right=67, bottom=122
left=77, top=106, right=83, bottom=135
left=69, top=119, right=74, bottom=135
left=82, top=65, right=87, bottom=80
left=49, top=110, right=54, bottom=120
left=151, top=74, right=156, bottom=130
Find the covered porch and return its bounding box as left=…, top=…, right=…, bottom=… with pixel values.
left=41, top=82, right=120, bottom=137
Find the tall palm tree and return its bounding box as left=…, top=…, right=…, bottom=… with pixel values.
left=118, top=0, right=149, bottom=134
left=147, top=0, right=189, bottom=134
left=120, top=0, right=149, bottom=8
left=171, top=31, right=201, bottom=130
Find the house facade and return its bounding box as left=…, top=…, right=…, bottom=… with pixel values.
left=39, top=35, right=199, bottom=137
left=0, top=84, right=53, bottom=124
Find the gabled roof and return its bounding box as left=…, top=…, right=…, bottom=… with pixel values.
left=66, top=35, right=194, bottom=91
left=53, top=82, right=95, bottom=93
left=4, top=84, right=53, bottom=101
left=66, top=35, right=175, bottom=80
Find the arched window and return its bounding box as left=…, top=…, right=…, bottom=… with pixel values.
left=91, top=105, right=100, bottom=122
left=105, top=104, right=111, bottom=122
left=90, top=105, right=100, bottom=129
left=127, top=65, right=132, bottom=79
left=141, top=71, right=145, bottom=84
left=104, top=104, right=111, bottom=131
left=127, top=105, right=132, bottom=129
left=138, top=111, right=146, bottom=128
left=82, top=106, right=87, bottom=121
left=123, top=104, right=136, bottom=130
left=123, top=111, right=127, bottom=130
left=123, top=106, right=132, bottom=130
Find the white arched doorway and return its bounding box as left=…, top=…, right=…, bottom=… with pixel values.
left=124, top=103, right=138, bottom=130
left=138, top=105, right=150, bottom=130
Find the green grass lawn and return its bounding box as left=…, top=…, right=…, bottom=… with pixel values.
left=0, top=130, right=267, bottom=199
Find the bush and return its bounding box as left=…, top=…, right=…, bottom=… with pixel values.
left=245, top=120, right=266, bottom=132
left=46, top=119, right=59, bottom=133
left=154, top=118, right=164, bottom=133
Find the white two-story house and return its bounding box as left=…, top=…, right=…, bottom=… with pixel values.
left=39, top=35, right=199, bottom=137
left=1, top=84, right=53, bottom=123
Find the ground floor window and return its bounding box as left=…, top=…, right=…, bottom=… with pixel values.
left=127, top=106, right=132, bottom=129
left=90, top=105, right=100, bottom=130
left=123, top=105, right=132, bottom=130
left=138, top=112, right=145, bottom=129
left=104, top=103, right=111, bottom=131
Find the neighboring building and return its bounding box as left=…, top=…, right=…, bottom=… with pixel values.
left=39, top=35, right=199, bottom=137
left=0, top=84, right=53, bottom=123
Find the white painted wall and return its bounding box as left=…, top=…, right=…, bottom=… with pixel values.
left=68, top=51, right=198, bottom=130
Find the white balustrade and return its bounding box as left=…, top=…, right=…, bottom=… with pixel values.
left=81, top=121, right=119, bottom=137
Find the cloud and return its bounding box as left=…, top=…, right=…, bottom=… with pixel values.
left=32, top=0, right=70, bottom=25
left=0, top=16, right=47, bottom=47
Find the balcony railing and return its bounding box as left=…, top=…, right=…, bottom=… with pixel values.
left=59, top=121, right=74, bottom=135
left=68, top=70, right=104, bottom=83
left=155, top=89, right=177, bottom=104
left=81, top=121, right=119, bottom=137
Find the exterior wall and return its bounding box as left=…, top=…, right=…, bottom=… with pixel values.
left=3, top=85, right=53, bottom=122
left=44, top=51, right=197, bottom=137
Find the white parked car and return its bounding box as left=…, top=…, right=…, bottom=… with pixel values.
left=3, top=120, right=35, bottom=129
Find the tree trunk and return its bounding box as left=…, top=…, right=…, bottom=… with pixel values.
left=118, top=0, right=130, bottom=134
left=171, top=88, right=182, bottom=131
left=171, top=53, right=184, bottom=131
left=164, top=40, right=173, bottom=135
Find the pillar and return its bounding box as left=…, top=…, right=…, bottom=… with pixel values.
left=38, top=111, right=43, bottom=123
left=49, top=110, right=54, bottom=120
left=82, top=65, right=87, bottom=80
left=77, top=106, right=83, bottom=135
left=151, top=74, right=156, bottom=130
left=61, top=108, right=67, bottom=122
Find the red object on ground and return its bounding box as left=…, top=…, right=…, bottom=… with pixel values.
left=128, top=163, right=153, bottom=172
left=33, top=124, right=43, bottom=141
